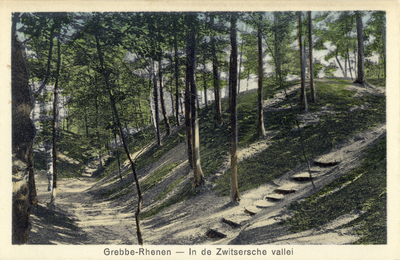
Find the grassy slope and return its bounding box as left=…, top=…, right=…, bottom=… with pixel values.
left=280, top=136, right=386, bottom=244
left=138, top=79, right=385, bottom=222
left=214, top=80, right=385, bottom=196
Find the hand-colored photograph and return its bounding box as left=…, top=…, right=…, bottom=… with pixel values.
left=5, top=2, right=399, bottom=258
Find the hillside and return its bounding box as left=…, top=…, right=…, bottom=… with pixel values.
left=28, top=78, right=386, bottom=245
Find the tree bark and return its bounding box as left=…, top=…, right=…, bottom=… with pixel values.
left=335, top=50, right=346, bottom=78
left=203, top=61, right=208, bottom=108
left=12, top=36, right=37, bottom=244
left=153, top=61, right=161, bottom=146
left=229, top=14, right=240, bottom=202
left=298, top=12, right=308, bottom=111
left=354, top=12, right=365, bottom=84
left=238, top=37, right=244, bottom=94
left=257, top=20, right=266, bottom=137
left=173, top=19, right=180, bottom=126
left=95, top=34, right=143, bottom=245
left=187, top=29, right=204, bottom=187
left=308, top=11, right=316, bottom=103
left=382, top=14, right=386, bottom=78
left=50, top=39, right=61, bottom=205
left=184, top=75, right=194, bottom=168
left=158, top=62, right=170, bottom=136
left=211, top=14, right=223, bottom=127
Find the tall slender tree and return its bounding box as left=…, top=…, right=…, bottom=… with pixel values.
left=173, top=16, right=181, bottom=126
left=257, top=14, right=266, bottom=137
left=210, top=14, right=223, bottom=127
left=298, top=12, right=308, bottom=111
left=186, top=15, right=205, bottom=187
left=308, top=11, right=316, bottom=103
left=49, top=38, right=61, bottom=205
left=229, top=13, right=240, bottom=202
left=93, top=16, right=143, bottom=244
left=158, top=61, right=170, bottom=136
left=354, top=11, right=365, bottom=84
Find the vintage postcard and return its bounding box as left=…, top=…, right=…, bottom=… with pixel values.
left=1, top=0, right=399, bottom=259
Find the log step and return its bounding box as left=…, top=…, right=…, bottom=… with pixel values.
left=255, top=200, right=276, bottom=208
left=244, top=208, right=257, bottom=216
left=206, top=229, right=227, bottom=239
left=313, top=161, right=339, bottom=168
left=222, top=218, right=241, bottom=228
left=274, top=183, right=297, bottom=194
left=292, top=172, right=314, bottom=182
left=265, top=193, right=285, bottom=202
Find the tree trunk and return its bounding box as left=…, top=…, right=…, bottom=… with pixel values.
left=354, top=12, right=365, bottom=84
left=257, top=21, right=266, bottom=137
left=347, top=47, right=353, bottom=79
left=308, top=11, right=316, bottom=103
left=153, top=61, right=161, bottom=146
left=274, top=13, right=279, bottom=82
left=149, top=90, right=158, bottom=141
left=184, top=75, right=194, bottom=168
left=158, top=62, right=170, bottom=136
left=95, top=34, right=143, bottom=245
left=173, top=19, right=180, bottom=126
left=382, top=15, right=386, bottom=78
left=203, top=61, right=208, bottom=108
left=335, top=50, right=346, bottom=78
left=170, top=91, right=175, bottom=121
left=50, top=39, right=61, bottom=205
left=187, top=29, right=204, bottom=187
left=229, top=14, right=240, bottom=202
left=298, top=12, right=308, bottom=111
left=12, top=36, right=37, bottom=244
left=211, top=14, right=223, bottom=127
left=238, top=37, right=244, bottom=94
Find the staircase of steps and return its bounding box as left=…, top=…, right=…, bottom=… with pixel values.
left=205, top=161, right=339, bottom=240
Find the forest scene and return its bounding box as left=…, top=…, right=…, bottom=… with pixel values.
left=11, top=11, right=387, bottom=246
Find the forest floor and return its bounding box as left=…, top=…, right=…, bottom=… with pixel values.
left=28, top=78, right=386, bottom=245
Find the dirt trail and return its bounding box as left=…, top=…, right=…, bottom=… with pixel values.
left=28, top=79, right=385, bottom=245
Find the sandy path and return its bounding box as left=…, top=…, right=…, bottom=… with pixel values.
left=28, top=79, right=385, bottom=245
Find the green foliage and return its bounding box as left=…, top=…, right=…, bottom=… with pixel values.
left=366, top=78, right=385, bottom=88
left=96, top=126, right=156, bottom=180
left=313, top=62, right=324, bottom=78
left=35, top=92, right=53, bottom=103
left=324, top=64, right=337, bottom=77
left=33, top=152, right=47, bottom=171
left=156, top=176, right=185, bottom=201
left=140, top=162, right=180, bottom=193
left=214, top=79, right=385, bottom=196
left=140, top=183, right=200, bottom=219
left=134, top=127, right=186, bottom=171
left=57, top=159, right=85, bottom=178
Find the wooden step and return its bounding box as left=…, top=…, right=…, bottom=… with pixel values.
left=274, top=183, right=297, bottom=194
left=292, top=172, right=314, bottom=182
left=254, top=200, right=276, bottom=208
left=313, top=161, right=339, bottom=168
left=206, top=229, right=227, bottom=239
left=222, top=218, right=241, bottom=228
left=265, top=193, right=285, bottom=202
